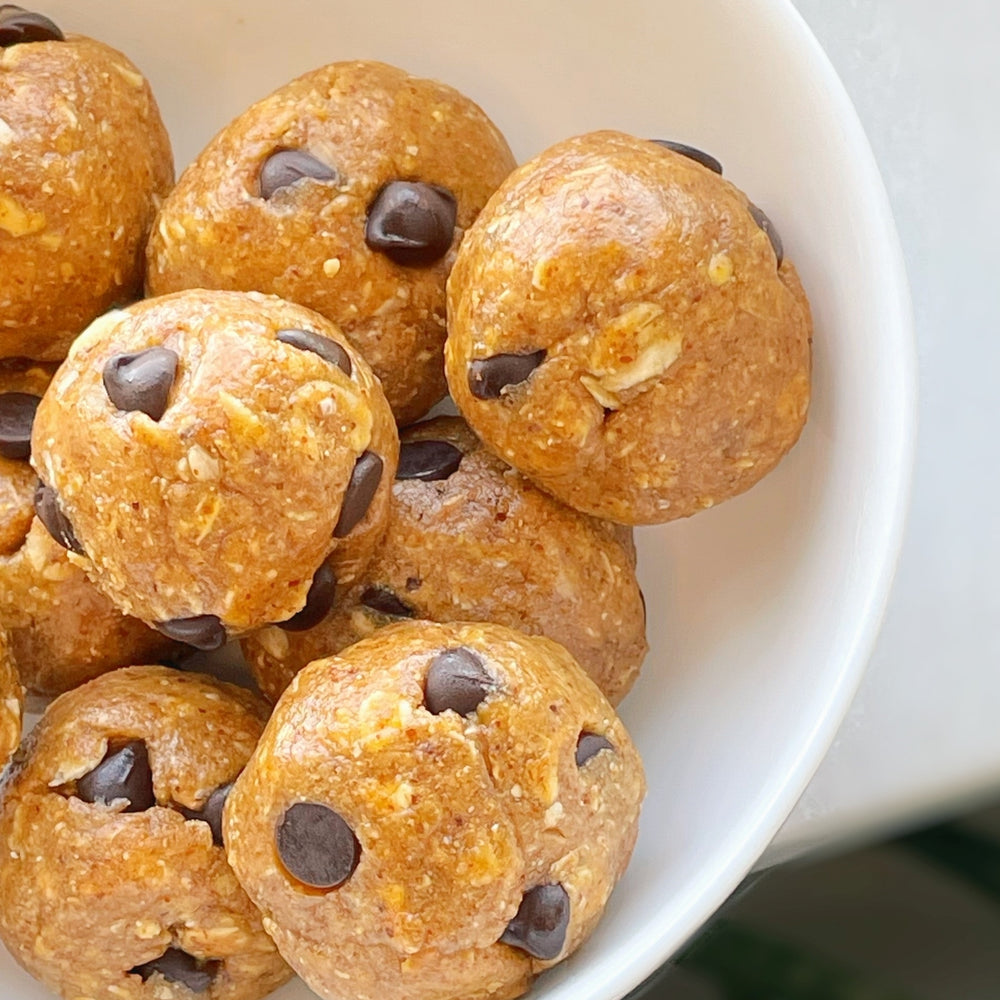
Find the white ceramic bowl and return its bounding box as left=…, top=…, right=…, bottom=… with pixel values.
left=1, top=1, right=915, bottom=999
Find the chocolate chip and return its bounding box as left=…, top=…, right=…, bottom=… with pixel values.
left=76, top=740, right=155, bottom=812
left=0, top=392, right=41, bottom=460
left=276, top=802, right=360, bottom=889
left=651, top=139, right=723, bottom=175
left=468, top=350, right=546, bottom=400
left=575, top=732, right=614, bottom=766
left=129, top=948, right=220, bottom=993
left=276, top=328, right=352, bottom=376
left=365, top=181, right=457, bottom=267
left=360, top=585, right=414, bottom=618
left=424, top=647, right=495, bottom=716
left=33, top=482, right=83, bottom=554
left=102, top=347, right=178, bottom=421
left=748, top=203, right=784, bottom=266
left=396, top=439, right=463, bottom=482
left=280, top=563, right=336, bottom=632
left=334, top=451, right=382, bottom=538
left=259, top=149, right=338, bottom=200
left=500, top=883, right=570, bottom=960
left=155, top=615, right=227, bottom=651
left=179, top=782, right=232, bottom=847
left=405, top=576, right=422, bottom=592
left=0, top=5, right=64, bottom=46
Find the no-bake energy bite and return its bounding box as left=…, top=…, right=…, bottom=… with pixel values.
left=29, top=289, right=399, bottom=647
left=0, top=665, right=291, bottom=1000
left=0, top=360, right=177, bottom=694
left=0, top=6, right=174, bottom=361
left=225, top=621, right=645, bottom=1000
left=0, top=627, right=22, bottom=769
left=446, top=130, right=812, bottom=524
left=146, top=59, right=516, bottom=425
left=244, top=416, right=647, bottom=706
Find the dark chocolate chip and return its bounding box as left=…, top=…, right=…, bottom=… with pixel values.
left=334, top=451, right=382, bottom=537
left=129, top=948, right=220, bottom=993
left=500, top=883, right=570, bottom=960
left=405, top=576, right=422, bottom=592
left=396, top=439, right=463, bottom=482
left=360, top=585, right=414, bottom=618
left=424, top=647, right=495, bottom=716
left=0, top=5, right=64, bottom=46
left=0, top=391, right=41, bottom=460
left=468, top=350, right=546, bottom=400
left=365, top=181, right=457, bottom=267
left=748, top=203, right=784, bottom=266
left=276, top=328, right=352, bottom=376
left=102, top=347, right=178, bottom=421
left=575, top=732, right=614, bottom=767
left=259, top=149, right=338, bottom=200
left=276, top=801, right=360, bottom=889
left=280, top=563, right=336, bottom=632
left=33, top=482, right=83, bottom=554
left=76, top=740, right=155, bottom=812
left=179, top=782, right=233, bottom=847
left=155, top=614, right=227, bottom=651
left=651, top=139, right=723, bottom=175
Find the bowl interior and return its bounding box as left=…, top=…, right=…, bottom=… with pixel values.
left=2, top=2, right=914, bottom=999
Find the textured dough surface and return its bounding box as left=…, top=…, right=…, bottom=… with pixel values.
left=0, top=627, right=22, bottom=769
left=245, top=416, right=647, bottom=705
left=0, top=31, right=173, bottom=360
left=146, top=59, right=516, bottom=424
left=226, top=621, right=645, bottom=1000
left=30, top=289, right=398, bottom=635
left=0, top=665, right=291, bottom=999
left=445, top=130, right=812, bottom=523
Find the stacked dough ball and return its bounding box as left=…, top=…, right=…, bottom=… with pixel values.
left=0, top=5, right=814, bottom=1000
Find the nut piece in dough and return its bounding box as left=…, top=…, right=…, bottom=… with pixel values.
left=244, top=416, right=647, bottom=706
left=445, top=130, right=812, bottom=524
left=146, top=60, right=516, bottom=425
left=225, top=621, right=645, bottom=1000
left=29, top=290, right=399, bottom=643
left=1, top=360, right=180, bottom=694
left=0, top=664, right=291, bottom=999
left=0, top=15, right=173, bottom=360
left=0, top=627, right=22, bottom=769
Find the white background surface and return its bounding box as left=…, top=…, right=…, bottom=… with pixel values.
left=767, top=0, right=1000, bottom=864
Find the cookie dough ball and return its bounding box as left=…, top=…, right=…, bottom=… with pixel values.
left=0, top=8, right=174, bottom=361
left=1, top=360, right=181, bottom=693
left=0, top=665, right=291, bottom=999
left=446, top=130, right=812, bottom=524
left=226, top=621, right=645, bottom=1000
left=30, top=289, right=399, bottom=646
left=146, top=60, right=516, bottom=425
left=0, top=627, right=23, bottom=769
left=245, top=416, right=647, bottom=706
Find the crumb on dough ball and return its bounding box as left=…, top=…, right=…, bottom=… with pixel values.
left=0, top=359, right=179, bottom=694
left=225, top=621, right=645, bottom=1000
left=0, top=13, right=174, bottom=361
left=0, top=626, right=22, bottom=769
left=146, top=59, right=516, bottom=425
left=244, top=416, right=647, bottom=706
left=445, top=130, right=812, bottom=524
left=28, top=289, right=399, bottom=645
left=0, top=664, right=292, bottom=1000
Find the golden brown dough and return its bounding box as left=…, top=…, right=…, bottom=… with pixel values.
left=146, top=59, right=516, bottom=425
left=0, top=359, right=177, bottom=694
left=446, top=130, right=812, bottom=524
left=244, top=416, right=647, bottom=705
left=226, top=621, right=645, bottom=1000
left=0, top=665, right=291, bottom=999
left=0, top=16, right=173, bottom=360
left=30, top=290, right=399, bottom=646
left=0, top=627, right=22, bottom=769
